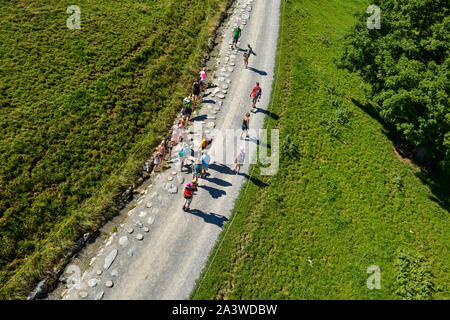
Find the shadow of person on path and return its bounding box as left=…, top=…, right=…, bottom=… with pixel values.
left=187, top=209, right=228, bottom=228
left=204, top=176, right=232, bottom=187
left=199, top=184, right=227, bottom=199
left=191, top=114, right=208, bottom=122
left=209, top=163, right=235, bottom=175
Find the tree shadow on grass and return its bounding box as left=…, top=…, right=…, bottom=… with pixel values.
left=204, top=176, right=232, bottom=187
left=240, top=172, right=268, bottom=188
left=187, top=209, right=228, bottom=228
left=352, top=98, right=449, bottom=213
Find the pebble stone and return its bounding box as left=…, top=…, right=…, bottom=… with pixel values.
left=168, top=176, right=173, bottom=181
left=147, top=216, right=155, bottom=225
left=111, top=269, right=119, bottom=277
left=95, top=291, right=104, bottom=300
left=127, top=227, right=134, bottom=234
left=143, top=227, right=150, bottom=233
left=96, top=270, right=102, bottom=276
left=128, top=247, right=136, bottom=257
left=146, top=202, right=152, bottom=208
left=79, top=291, right=88, bottom=299
left=136, top=234, right=144, bottom=241
left=105, top=280, right=114, bottom=288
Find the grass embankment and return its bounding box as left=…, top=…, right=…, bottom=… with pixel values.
left=192, top=0, right=449, bottom=299
left=0, top=0, right=229, bottom=299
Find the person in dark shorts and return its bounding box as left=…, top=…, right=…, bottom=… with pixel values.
left=232, top=25, right=242, bottom=49
left=192, top=79, right=201, bottom=106
left=182, top=96, right=192, bottom=121
left=241, top=112, right=250, bottom=139
left=243, top=44, right=254, bottom=69
left=183, top=182, right=195, bottom=211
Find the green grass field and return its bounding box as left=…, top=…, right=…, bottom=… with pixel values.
left=0, top=0, right=229, bottom=298
left=192, top=0, right=449, bottom=300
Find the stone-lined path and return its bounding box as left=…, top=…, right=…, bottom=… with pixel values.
left=61, top=0, right=281, bottom=300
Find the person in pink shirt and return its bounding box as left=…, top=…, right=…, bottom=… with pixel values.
left=199, top=68, right=207, bottom=92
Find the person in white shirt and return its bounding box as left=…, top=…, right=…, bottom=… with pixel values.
left=234, top=147, right=245, bottom=174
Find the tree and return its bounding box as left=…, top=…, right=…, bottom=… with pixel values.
left=340, top=0, right=449, bottom=173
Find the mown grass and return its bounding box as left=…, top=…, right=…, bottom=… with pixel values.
left=192, top=0, right=449, bottom=300
left=0, top=0, right=230, bottom=299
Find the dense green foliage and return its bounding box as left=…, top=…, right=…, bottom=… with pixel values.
left=192, top=0, right=449, bottom=299
left=340, top=0, right=450, bottom=173
left=395, top=252, right=434, bottom=300
left=0, top=0, right=228, bottom=297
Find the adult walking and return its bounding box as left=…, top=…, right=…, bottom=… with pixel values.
left=234, top=147, right=245, bottom=174
left=241, top=112, right=250, bottom=139
left=200, top=151, right=211, bottom=178
left=182, top=95, right=193, bottom=123
left=182, top=182, right=195, bottom=211
left=232, top=25, right=242, bottom=50
left=250, top=82, right=262, bottom=111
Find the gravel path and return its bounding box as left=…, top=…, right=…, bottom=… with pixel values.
left=62, top=0, right=281, bottom=300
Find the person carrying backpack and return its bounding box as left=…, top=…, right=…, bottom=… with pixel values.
left=232, top=25, right=242, bottom=49
left=183, top=182, right=195, bottom=211
left=250, top=82, right=262, bottom=111
left=234, top=147, right=246, bottom=174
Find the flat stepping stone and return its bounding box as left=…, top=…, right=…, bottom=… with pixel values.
left=88, top=278, right=100, bottom=288
left=217, top=94, right=225, bottom=99
left=147, top=216, right=155, bottom=225
left=136, top=234, right=144, bottom=241
left=143, top=227, right=150, bottom=233
left=168, top=176, right=173, bottom=181
left=177, top=175, right=184, bottom=184
left=79, top=291, right=88, bottom=299
left=104, top=249, right=118, bottom=270
left=105, top=280, right=114, bottom=288
left=207, top=122, right=215, bottom=129
left=111, top=269, right=119, bottom=277
left=146, top=202, right=152, bottom=208
left=127, top=227, right=134, bottom=234
left=96, top=270, right=102, bottom=276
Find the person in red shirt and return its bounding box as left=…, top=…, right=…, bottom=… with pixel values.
left=183, top=182, right=195, bottom=211
left=250, top=82, right=262, bottom=110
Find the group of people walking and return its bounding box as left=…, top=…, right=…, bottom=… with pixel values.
left=155, top=24, right=263, bottom=212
